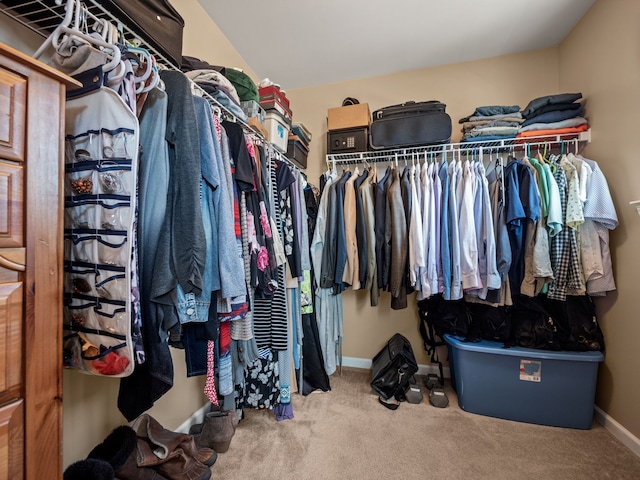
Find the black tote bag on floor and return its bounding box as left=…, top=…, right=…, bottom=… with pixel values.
left=370, top=333, right=418, bottom=400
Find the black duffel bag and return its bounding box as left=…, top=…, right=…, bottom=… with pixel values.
left=370, top=100, right=452, bottom=149
left=98, top=0, right=185, bottom=68
left=371, top=333, right=418, bottom=401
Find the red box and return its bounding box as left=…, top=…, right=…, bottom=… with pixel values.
left=259, top=86, right=290, bottom=107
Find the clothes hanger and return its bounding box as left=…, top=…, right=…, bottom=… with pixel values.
left=140, top=63, right=161, bottom=93
left=125, top=45, right=155, bottom=93
left=34, top=0, right=122, bottom=72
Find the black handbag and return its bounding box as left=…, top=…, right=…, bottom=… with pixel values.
left=370, top=333, right=418, bottom=401
left=98, top=0, right=185, bottom=68
left=370, top=100, right=452, bottom=149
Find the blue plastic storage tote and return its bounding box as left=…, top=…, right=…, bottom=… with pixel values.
left=444, top=334, right=604, bottom=429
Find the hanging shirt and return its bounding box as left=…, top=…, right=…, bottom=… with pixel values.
left=543, top=162, right=563, bottom=237
left=567, top=154, right=602, bottom=285
left=504, top=158, right=540, bottom=296
left=459, top=160, right=481, bottom=290
left=431, top=163, right=443, bottom=295
left=560, top=155, right=585, bottom=229
left=343, top=168, right=359, bottom=288
left=418, top=163, right=432, bottom=300
left=360, top=172, right=378, bottom=305
left=520, top=158, right=553, bottom=297
left=409, top=164, right=425, bottom=289
left=439, top=160, right=452, bottom=299
left=546, top=162, right=584, bottom=300
left=354, top=169, right=370, bottom=289
left=474, top=162, right=501, bottom=298
left=333, top=171, right=352, bottom=294
left=448, top=160, right=463, bottom=300
left=580, top=156, right=618, bottom=295
left=387, top=168, right=407, bottom=302
left=375, top=167, right=391, bottom=291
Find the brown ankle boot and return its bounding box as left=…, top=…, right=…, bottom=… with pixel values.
left=180, top=434, right=217, bottom=467
left=129, top=414, right=212, bottom=480
left=189, top=411, right=236, bottom=453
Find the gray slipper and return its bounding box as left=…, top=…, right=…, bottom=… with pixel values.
left=429, top=387, right=449, bottom=408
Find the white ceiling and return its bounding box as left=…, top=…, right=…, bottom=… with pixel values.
left=198, top=0, right=596, bottom=90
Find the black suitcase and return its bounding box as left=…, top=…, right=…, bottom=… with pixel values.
left=98, top=0, right=185, bottom=68
left=370, top=100, right=452, bottom=149
left=370, top=333, right=418, bottom=400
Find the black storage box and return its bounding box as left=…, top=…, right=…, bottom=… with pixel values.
left=327, top=127, right=369, bottom=154
left=371, top=333, right=418, bottom=400
left=370, top=100, right=452, bottom=149
left=286, top=136, right=309, bottom=169
left=98, top=0, right=185, bottom=68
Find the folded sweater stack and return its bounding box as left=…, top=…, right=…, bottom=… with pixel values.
left=181, top=55, right=248, bottom=121
left=517, top=92, right=588, bottom=138
left=458, top=105, right=524, bottom=143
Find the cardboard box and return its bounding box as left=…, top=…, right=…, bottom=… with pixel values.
left=444, top=334, right=604, bottom=429
left=248, top=117, right=268, bottom=138
left=327, top=103, right=370, bottom=131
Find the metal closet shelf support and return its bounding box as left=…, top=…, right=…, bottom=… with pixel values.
left=325, top=129, right=592, bottom=167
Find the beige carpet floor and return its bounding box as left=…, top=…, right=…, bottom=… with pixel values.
left=211, top=368, right=640, bottom=480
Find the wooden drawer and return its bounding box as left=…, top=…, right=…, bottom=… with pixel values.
left=0, top=67, right=26, bottom=163
left=0, top=399, right=24, bottom=480
left=0, top=162, right=23, bottom=248
left=0, top=282, right=22, bottom=405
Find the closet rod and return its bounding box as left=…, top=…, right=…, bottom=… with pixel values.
left=325, top=129, right=591, bottom=166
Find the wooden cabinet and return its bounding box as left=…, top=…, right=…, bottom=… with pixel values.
left=0, top=43, right=80, bottom=480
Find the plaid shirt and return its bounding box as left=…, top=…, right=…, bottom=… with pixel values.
left=547, top=163, right=584, bottom=300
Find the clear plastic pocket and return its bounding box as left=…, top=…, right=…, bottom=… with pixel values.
left=65, top=204, right=98, bottom=229
left=67, top=169, right=97, bottom=196
left=99, top=201, right=131, bottom=231
left=66, top=234, right=97, bottom=264
left=97, top=232, right=129, bottom=266
left=101, top=129, right=135, bottom=160
left=98, top=168, right=129, bottom=195
left=64, top=302, right=97, bottom=331
left=66, top=131, right=100, bottom=165
left=95, top=272, right=127, bottom=301
left=67, top=274, right=95, bottom=297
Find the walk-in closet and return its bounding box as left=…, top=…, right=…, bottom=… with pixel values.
left=0, top=0, right=639, bottom=479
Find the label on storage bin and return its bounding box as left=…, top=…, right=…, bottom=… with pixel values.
left=519, top=360, right=541, bottom=382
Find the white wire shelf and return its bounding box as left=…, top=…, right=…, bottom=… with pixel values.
left=326, top=129, right=591, bottom=165
left=0, top=0, right=178, bottom=68
left=0, top=0, right=296, bottom=162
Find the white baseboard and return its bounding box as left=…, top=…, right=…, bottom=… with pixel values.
left=175, top=402, right=210, bottom=434
left=342, top=356, right=451, bottom=378
left=594, top=406, right=640, bottom=458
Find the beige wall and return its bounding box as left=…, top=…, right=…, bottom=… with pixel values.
left=287, top=47, right=561, bottom=365
left=559, top=0, right=640, bottom=440
left=0, top=12, right=48, bottom=53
